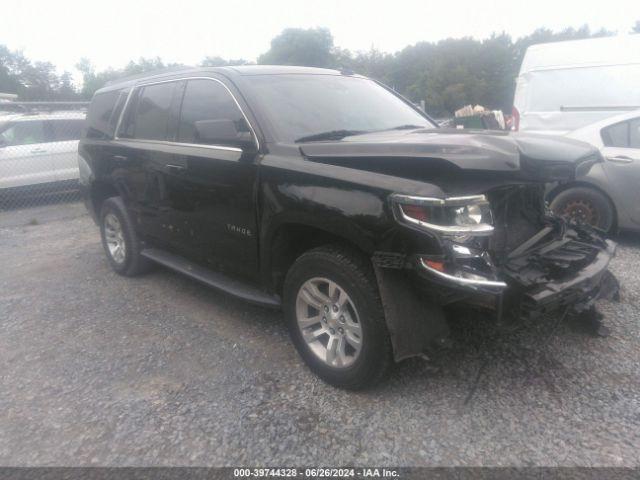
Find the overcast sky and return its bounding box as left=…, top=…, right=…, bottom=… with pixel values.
left=2, top=0, right=638, bottom=77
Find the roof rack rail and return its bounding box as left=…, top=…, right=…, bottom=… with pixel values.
left=104, top=65, right=195, bottom=86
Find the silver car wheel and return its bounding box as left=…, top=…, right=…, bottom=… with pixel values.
left=104, top=213, right=126, bottom=264
left=295, top=277, right=363, bottom=368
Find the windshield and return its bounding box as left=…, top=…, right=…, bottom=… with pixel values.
left=245, top=74, right=434, bottom=143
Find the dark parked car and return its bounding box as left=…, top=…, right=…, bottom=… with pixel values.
left=79, top=66, right=619, bottom=389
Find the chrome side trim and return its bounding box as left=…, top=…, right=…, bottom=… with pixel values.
left=113, top=137, right=242, bottom=153
left=419, top=258, right=507, bottom=291
left=113, top=76, right=260, bottom=152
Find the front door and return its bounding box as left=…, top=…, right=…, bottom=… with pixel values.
left=167, top=77, right=260, bottom=280
left=46, top=118, right=85, bottom=182
left=0, top=119, right=55, bottom=189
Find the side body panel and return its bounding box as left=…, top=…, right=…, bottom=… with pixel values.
left=256, top=145, right=446, bottom=291
left=0, top=141, right=57, bottom=188
left=600, top=146, right=640, bottom=227
left=48, top=139, right=80, bottom=182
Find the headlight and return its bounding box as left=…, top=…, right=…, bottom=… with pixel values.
left=391, top=194, right=494, bottom=236
left=454, top=204, right=484, bottom=226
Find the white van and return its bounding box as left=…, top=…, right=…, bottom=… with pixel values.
left=512, top=35, right=640, bottom=135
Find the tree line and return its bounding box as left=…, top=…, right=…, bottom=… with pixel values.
left=2, top=21, right=639, bottom=116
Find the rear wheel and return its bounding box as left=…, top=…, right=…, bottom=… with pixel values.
left=550, top=186, right=615, bottom=233
left=99, top=197, right=152, bottom=276
left=283, top=245, right=393, bottom=389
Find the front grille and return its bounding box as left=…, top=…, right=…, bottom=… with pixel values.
left=486, top=184, right=604, bottom=288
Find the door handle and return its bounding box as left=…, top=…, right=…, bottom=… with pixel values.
left=30, top=148, right=47, bottom=154
left=112, top=155, right=128, bottom=162
left=166, top=164, right=186, bottom=172
left=606, top=155, right=634, bottom=164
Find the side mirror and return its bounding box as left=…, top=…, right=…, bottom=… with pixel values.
left=193, top=119, right=255, bottom=150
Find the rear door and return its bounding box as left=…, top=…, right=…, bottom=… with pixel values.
left=600, top=118, right=640, bottom=224
left=114, top=80, right=181, bottom=245
left=0, top=119, right=55, bottom=189
left=46, top=118, right=85, bottom=182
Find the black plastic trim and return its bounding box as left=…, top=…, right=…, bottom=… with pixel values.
left=140, top=248, right=281, bottom=308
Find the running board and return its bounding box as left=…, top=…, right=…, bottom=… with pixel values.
left=140, top=248, right=281, bottom=309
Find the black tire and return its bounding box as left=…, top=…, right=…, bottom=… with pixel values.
left=283, top=245, right=393, bottom=389
left=550, top=186, right=615, bottom=233
left=99, top=196, right=152, bottom=276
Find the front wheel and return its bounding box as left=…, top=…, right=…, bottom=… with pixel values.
left=283, top=245, right=393, bottom=389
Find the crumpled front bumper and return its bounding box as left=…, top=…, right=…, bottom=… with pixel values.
left=518, top=239, right=619, bottom=317
left=415, top=238, right=619, bottom=318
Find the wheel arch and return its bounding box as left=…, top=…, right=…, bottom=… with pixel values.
left=265, top=220, right=373, bottom=295
left=89, top=181, right=119, bottom=220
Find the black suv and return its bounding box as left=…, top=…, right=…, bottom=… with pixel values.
left=80, top=66, right=619, bottom=389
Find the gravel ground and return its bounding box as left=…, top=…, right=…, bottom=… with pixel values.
left=0, top=203, right=639, bottom=467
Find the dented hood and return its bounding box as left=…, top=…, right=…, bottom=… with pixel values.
left=299, top=128, right=601, bottom=182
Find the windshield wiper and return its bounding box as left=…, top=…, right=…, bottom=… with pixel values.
left=294, top=129, right=369, bottom=143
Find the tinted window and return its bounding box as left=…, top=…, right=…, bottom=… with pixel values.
left=177, top=79, right=250, bottom=146
left=630, top=119, right=640, bottom=149
left=0, top=121, right=47, bottom=146
left=87, top=91, right=119, bottom=139
left=132, top=82, right=176, bottom=141
left=245, top=75, right=433, bottom=143
left=602, top=122, right=629, bottom=147
left=50, top=119, right=85, bottom=141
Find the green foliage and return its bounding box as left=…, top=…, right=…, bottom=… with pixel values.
left=0, top=21, right=634, bottom=111
left=75, top=57, right=187, bottom=99
left=345, top=25, right=614, bottom=117
left=200, top=56, right=251, bottom=67
left=0, top=45, right=81, bottom=100
left=258, top=27, right=334, bottom=67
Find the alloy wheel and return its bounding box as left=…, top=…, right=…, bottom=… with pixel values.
left=104, top=213, right=126, bottom=264
left=295, top=277, right=363, bottom=368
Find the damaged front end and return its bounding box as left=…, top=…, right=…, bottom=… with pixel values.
left=380, top=184, right=619, bottom=360
left=392, top=185, right=619, bottom=317
left=491, top=186, right=619, bottom=318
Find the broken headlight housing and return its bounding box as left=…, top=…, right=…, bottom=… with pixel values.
left=390, top=194, right=494, bottom=237
left=391, top=194, right=506, bottom=290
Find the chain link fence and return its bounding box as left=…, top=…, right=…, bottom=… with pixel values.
left=0, top=101, right=89, bottom=213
